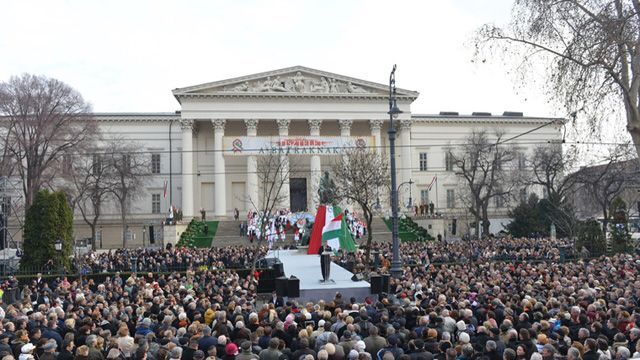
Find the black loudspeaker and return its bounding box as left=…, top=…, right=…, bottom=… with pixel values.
left=351, top=273, right=364, bottom=282
left=273, top=262, right=285, bottom=278
left=370, top=275, right=382, bottom=294
left=275, top=276, right=288, bottom=297
left=287, top=276, right=300, bottom=298
left=381, top=274, right=390, bottom=294
left=451, top=219, right=457, bottom=235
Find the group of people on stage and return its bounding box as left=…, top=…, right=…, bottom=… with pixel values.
left=243, top=208, right=368, bottom=247
left=245, top=209, right=309, bottom=248
left=344, top=210, right=367, bottom=241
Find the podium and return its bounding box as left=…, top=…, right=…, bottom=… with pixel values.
left=320, top=251, right=334, bottom=284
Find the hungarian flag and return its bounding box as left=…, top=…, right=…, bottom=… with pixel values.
left=163, top=180, right=168, bottom=198
left=307, top=205, right=357, bottom=254
left=321, top=213, right=356, bottom=252
left=428, top=175, right=437, bottom=191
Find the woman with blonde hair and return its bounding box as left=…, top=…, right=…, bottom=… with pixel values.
left=115, top=326, right=134, bottom=359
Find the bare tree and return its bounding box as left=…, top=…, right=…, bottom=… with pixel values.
left=0, top=74, right=96, bottom=208
left=332, top=149, right=390, bottom=266
left=246, top=152, right=296, bottom=281
left=68, top=152, right=111, bottom=250
left=103, top=139, right=149, bottom=248
left=529, top=144, right=580, bottom=237
left=573, top=144, right=639, bottom=233
left=476, top=0, right=640, bottom=156
left=248, top=152, right=296, bottom=243
left=451, top=130, right=516, bottom=237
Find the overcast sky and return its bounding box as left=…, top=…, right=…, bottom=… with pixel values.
left=0, top=0, right=558, bottom=118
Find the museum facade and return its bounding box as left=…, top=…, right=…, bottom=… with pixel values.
left=76, top=66, right=563, bottom=246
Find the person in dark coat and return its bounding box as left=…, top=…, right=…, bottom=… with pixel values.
left=57, top=339, right=75, bottom=360
left=583, top=339, right=600, bottom=360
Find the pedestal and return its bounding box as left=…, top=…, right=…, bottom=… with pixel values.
left=320, top=251, right=333, bottom=283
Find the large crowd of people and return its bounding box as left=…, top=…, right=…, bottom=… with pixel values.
left=0, top=236, right=638, bottom=360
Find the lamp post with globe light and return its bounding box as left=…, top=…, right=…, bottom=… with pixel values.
left=388, top=65, right=403, bottom=279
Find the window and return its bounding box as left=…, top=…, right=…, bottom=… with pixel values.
left=152, top=194, right=161, bottom=214
left=519, top=188, right=527, bottom=204
left=446, top=189, right=455, bottom=208
left=151, top=154, right=161, bottom=174
left=420, top=189, right=429, bottom=205
left=495, top=189, right=504, bottom=208
left=96, top=228, right=102, bottom=244
left=419, top=153, right=428, bottom=171
left=1, top=197, right=10, bottom=216
left=122, top=154, right=131, bottom=172
left=92, top=154, right=102, bottom=175
left=445, top=151, right=454, bottom=171
left=125, top=227, right=133, bottom=243
left=517, top=152, right=526, bottom=171
left=62, top=154, right=72, bottom=176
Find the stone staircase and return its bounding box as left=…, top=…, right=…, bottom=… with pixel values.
left=369, top=217, right=392, bottom=243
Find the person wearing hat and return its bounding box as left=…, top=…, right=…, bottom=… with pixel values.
left=224, top=343, right=239, bottom=360
left=39, top=340, right=57, bottom=360
left=0, top=333, right=11, bottom=356
left=18, top=343, right=35, bottom=360
left=236, top=341, right=258, bottom=360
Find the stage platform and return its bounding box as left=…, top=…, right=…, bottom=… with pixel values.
left=267, top=249, right=371, bottom=303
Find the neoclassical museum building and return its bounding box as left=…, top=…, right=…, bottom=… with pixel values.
left=72, top=66, right=562, bottom=247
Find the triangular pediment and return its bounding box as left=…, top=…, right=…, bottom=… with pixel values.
left=172, top=65, right=419, bottom=98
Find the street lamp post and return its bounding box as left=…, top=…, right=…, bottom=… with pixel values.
left=54, top=239, right=62, bottom=275
left=169, top=118, right=175, bottom=209
left=388, top=65, right=403, bottom=278
left=397, top=179, right=414, bottom=210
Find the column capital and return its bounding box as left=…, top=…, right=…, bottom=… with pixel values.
left=369, top=119, right=384, bottom=132
left=338, top=119, right=353, bottom=132
left=399, top=119, right=412, bottom=131
left=244, top=119, right=259, bottom=133
left=308, top=119, right=322, bottom=133
left=211, top=119, right=226, bottom=131
left=276, top=119, right=291, bottom=133
left=180, top=119, right=198, bottom=135
left=180, top=119, right=194, bottom=130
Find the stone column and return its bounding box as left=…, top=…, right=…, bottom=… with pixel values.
left=338, top=119, right=353, bottom=210
left=370, top=119, right=384, bottom=155
left=245, top=119, right=259, bottom=211
left=212, top=119, right=227, bottom=217
left=276, top=119, right=291, bottom=210
left=339, top=119, right=353, bottom=138
left=180, top=119, right=195, bottom=219
left=399, top=119, right=413, bottom=208
left=308, top=119, right=323, bottom=211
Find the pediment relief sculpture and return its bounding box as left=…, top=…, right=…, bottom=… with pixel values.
left=221, top=72, right=374, bottom=94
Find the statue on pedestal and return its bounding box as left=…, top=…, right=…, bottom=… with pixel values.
left=318, top=171, right=337, bottom=205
